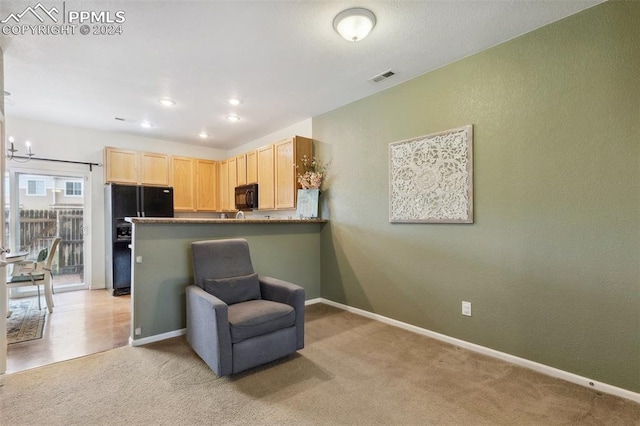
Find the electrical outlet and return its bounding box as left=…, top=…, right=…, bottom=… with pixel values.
left=462, top=301, right=472, bottom=317
left=135, top=327, right=142, bottom=336
left=136, top=255, right=143, bottom=263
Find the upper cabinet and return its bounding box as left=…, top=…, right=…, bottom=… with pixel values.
left=106, top=136, right=313, bottom=212
left=219, top=160, right=230, bottom=211
left=104, top=147, right=138, bottom=184
left=171, top=156, right=196, bottom=211
left=255, top=136, right=313, bottom=211
left=246, top=150, right=258, bottom=184
left=257, top=145, right=275, bottom=210
left=104, top=147, right=169, bottom=186
left=140, top=152, right=170, bottom=186
left=227, top=156, right=238, bottom=210
left=274, top=136, right=313, bottom=210
left=195, top=159, right=218, bottom=212
left=171, top=156, right=219, bottom=212
left=236, top=154, right=247, bottom=186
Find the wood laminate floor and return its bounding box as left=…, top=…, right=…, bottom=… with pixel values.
left=7, top=289, right=131, bottom=373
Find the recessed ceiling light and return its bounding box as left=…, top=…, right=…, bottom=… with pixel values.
left=198, top=131, right=209, bottom=139
left=226, top=114, right=240, bottom=122
left=140, top=120, right=154, bottom=129
left=227, top=98, right=242, bottom=106
left=158, top=98, right=175, bottom=107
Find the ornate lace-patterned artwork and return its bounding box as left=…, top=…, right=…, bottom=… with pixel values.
left=389, top=125, right=473, bottom=223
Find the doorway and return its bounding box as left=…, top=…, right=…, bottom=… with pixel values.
left=5, top=169, right=89, bottom=293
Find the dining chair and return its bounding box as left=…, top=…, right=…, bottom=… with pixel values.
left=7, top=237, right=62, bottom=313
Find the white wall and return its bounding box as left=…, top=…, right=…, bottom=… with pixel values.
left=6, top=116, right=226, bottom=289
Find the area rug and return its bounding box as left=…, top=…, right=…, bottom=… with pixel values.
left=6, top=298, right=46, bottom=344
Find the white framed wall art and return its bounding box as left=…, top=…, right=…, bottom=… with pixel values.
left=389, top=125, right=473, bottom=223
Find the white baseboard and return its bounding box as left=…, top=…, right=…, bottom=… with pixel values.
left=130, top=328, right=186, bottom=347
left=319, top=298, right=640, bottom=404
left=305, top=297, right=322, bottom=305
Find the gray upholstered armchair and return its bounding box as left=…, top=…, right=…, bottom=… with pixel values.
left=186, top=238, right=305, bottom=376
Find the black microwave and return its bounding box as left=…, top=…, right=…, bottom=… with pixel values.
left=235, top=184, right=258, bottom=210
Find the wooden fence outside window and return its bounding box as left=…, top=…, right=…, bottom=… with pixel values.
left=5, top=208, right=84, bottom=276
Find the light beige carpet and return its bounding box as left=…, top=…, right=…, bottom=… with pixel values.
left=1, top=304, right=638, bottom=425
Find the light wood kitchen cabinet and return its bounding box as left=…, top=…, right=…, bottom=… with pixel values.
left=219, top=160, right=229, bottom=211
left=246, top=150, right=258, bottom=184
left=236, top=154, right=247, bottom=186
left=171, top=157, right=219, bottom=212
left=274, top=136, right=313, bottom=209
left=228, top=156, right=238, bottom=210
left=195, top=159, right=218, bottom=211
left=104, top=147, right=169, bottom=186
left=104, top=147, right=139, bottom=184
left=140, top=152, right=170, bottom=186
left=257, top=145, right=275, bottom=210
left=171, top=156, right=196, bottom=211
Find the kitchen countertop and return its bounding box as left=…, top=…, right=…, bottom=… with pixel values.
left=126, top=217, right=327, bottom=224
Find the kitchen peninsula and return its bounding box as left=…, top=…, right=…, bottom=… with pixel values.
left=125, top=217, right=325, bottom=345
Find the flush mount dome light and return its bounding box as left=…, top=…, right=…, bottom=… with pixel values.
left=227, top=97, right=242, bottom=106
left=140, top=120, right=154, bottom=129
left=226, top=114, right=240, bottom=122
left=198, top=131, right=209, bottom=138
left=333, top=7, right=376, bottom=42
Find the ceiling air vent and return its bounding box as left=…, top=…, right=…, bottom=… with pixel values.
left=370, top=70, right=395, bottom=83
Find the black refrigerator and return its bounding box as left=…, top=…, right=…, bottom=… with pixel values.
left=105, top=184, right=174, bottom=295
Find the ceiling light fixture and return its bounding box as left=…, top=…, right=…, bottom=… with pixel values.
left=140, top=120, right=154, bottom=129
left=158, top=98, right=176, bottom=107
left=333, top=7, right=376, bottom=42
left=226, top=114, right=240, bottom=122
left=198, top=131, right=209, bottom=139
left=227, top=98, right=242, bottom=106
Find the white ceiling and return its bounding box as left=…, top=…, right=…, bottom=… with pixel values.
left=0, top=1, right=603, bottom=150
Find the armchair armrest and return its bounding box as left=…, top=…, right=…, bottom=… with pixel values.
left=185, top=285, right=233, bottom=376
left=259, top=276, right=305, bottom=349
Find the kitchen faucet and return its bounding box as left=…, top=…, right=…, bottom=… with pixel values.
left=235, top=210, right=245, bottom=220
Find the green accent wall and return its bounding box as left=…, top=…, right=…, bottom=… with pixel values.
left=131, top=222, right=322, bottom=341
left=313, top=1, right=639, bottom=392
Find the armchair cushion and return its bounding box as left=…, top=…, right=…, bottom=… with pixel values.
left=227, top=300, right=295, bottom=344
left=203, top=273, right=261, bottom=305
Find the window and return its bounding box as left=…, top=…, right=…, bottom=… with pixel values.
left=26, top=179, right=46, bottom=196
left=65, top=181, right=83, bottom=197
